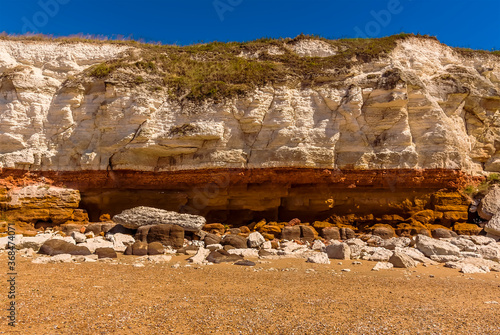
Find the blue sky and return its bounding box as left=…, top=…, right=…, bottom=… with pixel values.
left=0, top=0, right=499, bottom=50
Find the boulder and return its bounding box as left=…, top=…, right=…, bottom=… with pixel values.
left=326, top=243, right=351, bottom=260
left=106, top=233, right=135, bottom=252
left=50, top=254, right=73, bottom=263
left=282, top=226, right=301, bottom=241
left=146, top=224, right=184, bottom=249
left=39, top=239, right=91, bottom=256
left=85, top=223, right=116, bottom=235
left=372, top=262, right=393, bottom=271
left=394, top=247, right=431, bottom=263
left=381, top=237, right=411, bottom=250
left=476, top=244, right=500, bottom=262
left=221, top=235, right=247, bottom=249
left=415, top=235, right=461, bottom=257
left=389, top=252, right=417, bottom=268
left=470, top=235, right=496, bottom=245
left=124, top=241, right=148, bottom=256
left=306, top=252, right=330, bottom=264
left=227, top=248, right=259, bottom=258
left=78, top=237, right=114, bottom=253
left=311, top=240, right=326, bottom=251
left=368, top=248, right=393, bottom=262
left=478, top=185, right=500, bottom=220
left=321, top=227, right=340, bottom=240
left=147, top=242, right=165, bottom=255
left=234, top=260, right=256, bottom=266
left=247, top=232, right=265, bottom=248
left=188, top=247, right=210, bottom=264
left=204, top=233, right=221, bottom=246
left=207, top=250, right=243, bottom=263
left=460, top=264, right=489, bottom=274
left=430, top=255, right=463, bottom=263
left=485, top=213, right=500, bottom=237
left=339, top=227, right=356, bottom=240
left=300, top=225, right=317, bottom=242
left=113, top=206, right=205, bottom=231
left=449, top=237, right=477, bottom=251
left=371, top=226, right=395, bottom=239
left=17, top=234, right=53, bottom=251
left=71, top=231, right=86, bottom=243
left=431, top=228, right=457, bottom=239
left=95, top=247, right=117, bottom=259
left=345, top=238, right=366, bottom=259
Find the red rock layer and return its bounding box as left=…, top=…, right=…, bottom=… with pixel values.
left=0, top=168, right=482, bottom=191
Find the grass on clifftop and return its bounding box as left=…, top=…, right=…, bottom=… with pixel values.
left=6, top=33, right=496, bottom=102
left=85, top=33, right=422, bottom=101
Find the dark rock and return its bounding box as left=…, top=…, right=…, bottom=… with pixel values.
left=287, top=218, right=301, bottom=226
left=300, top=225, right=317, bottom=242
left=223, top=245, right=235, bottom=251
left=107, top=224, right=136, bottom=236
left=234, top=260, right=255, bottom=266
left=339, top=228, right=356, bottom=240
left=282, top=226, right=301, bottom=240
left=432, top=228, right=457, bottom=239
left=258, top=249, right=274, bottom=257
left=206, top=250, right=243, bottom=263
left=125, top=241, right=148, bottom=256
left=134, top=225, right=153, bottom=243
left=204, top=233, right=222, bottom=246
left=85, top=223, right=116, bottom=235
left=95, top=247, right=117, bottom=259
left=146, top=224, right=184, bottom=249
left=372, top=226, right=395, bottom=240
left=148, top=242, right=165, bottom=255
left=39, top=239, right=91, bottom=256
left=177, top=245, right=199, bottom=255
left=221, top=235, right=247, bottom=249
left=228, top=228, right=242, bottom=235
left=321, top=227, right=340, bottom=240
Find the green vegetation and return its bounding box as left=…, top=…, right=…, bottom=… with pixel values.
left=462, top=173, right=500, bottom=197
left=5, top=33, right=498, bottom=102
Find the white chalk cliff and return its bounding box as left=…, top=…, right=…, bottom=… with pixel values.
left=0, top=36, right=499, bottom=174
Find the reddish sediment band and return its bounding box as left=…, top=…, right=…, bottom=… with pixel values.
left=0, top=168, right=481, bottom=191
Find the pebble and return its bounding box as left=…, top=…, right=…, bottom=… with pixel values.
left=341, top=269, right=351, bottom=272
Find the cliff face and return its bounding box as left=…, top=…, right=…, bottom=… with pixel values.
left=0, top=36, right=499, bottom=173
left=0, top=35, right=498, bottom=229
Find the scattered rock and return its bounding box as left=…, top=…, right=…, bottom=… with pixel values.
left=207, top=250, right=243, bottom=263
left=39, top=239, right=91, bottom=256
left=188, top=247, right=210, bottom=264
left=460, top=264, right=489, bottom=274
left=106, top=233, right=135, bottom=252
left=431, top=228, right=457, bottom=239
left=124, top=241, right=148, bottom=256
left=282, top=226, right=301, bottom=241
left=326, top=243, right=351, bottom=260
left=70, top=231, right=86, bottom=243
left=321, top=227, right=340, bottom=240
left=311, top=240, right=326, bottom=251
left=485, top=213, right=500, bottom=237
left=247, top=232, right=265, bottom=248
left=221, top=235, right=248, bottom=249
left=95, top=247, right=117, bottom=259
left=339, top=227, right=356, bottom=240
left=478, top=185, right=500, bottom=220
left=372, top=262, right=394, bottom=271
left=50, top=254, right=73, bottom=263
left=415, top=235, right=461, bottom=257
left=234, top=260, right=256, bottom=266
left=306, top=252, right=330, bottom=264
left=204, top=233, right=222, bottom=246
left=147, top=242, right=165, bottom=255
left=371, top=225, right=395, bottom=240
left=227, top=248, right=259, bottom=258
left=146, top=224, right=184, bottom=249
left=389, top=252, right=417, bottom=268
left=368, top=248, right=393, bottom=262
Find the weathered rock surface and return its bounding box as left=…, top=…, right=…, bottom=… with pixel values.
left=389, top=252, right=417, bottom=268
left=478, top=186, right=500, bottom=220
left=113, top=207, right=205, bottom=231
left=485, top=213, right=500, bottom=237
left=306, top=252, right=330, bottom=264
left=221, top=235, right=248, bottom=249
left=145, top=224, right=184, bottom=249
left=326, top=243, right=351, bottom=260
left=415, top=235, right=461, bottom=257
left=95, top=247, right=117, bottom=259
